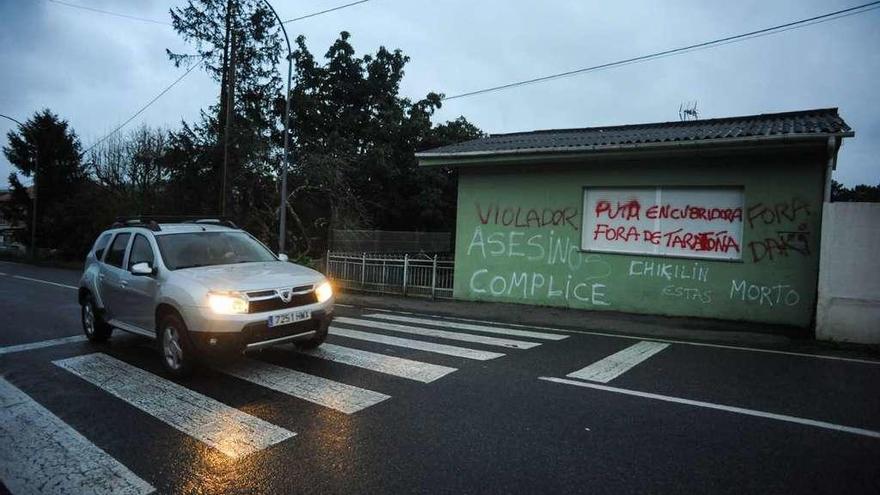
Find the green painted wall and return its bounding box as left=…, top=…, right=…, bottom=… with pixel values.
left=452, top=147, right=827, bottom=327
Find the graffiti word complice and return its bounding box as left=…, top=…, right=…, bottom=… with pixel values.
left=469, top=269, right=610, bottom=305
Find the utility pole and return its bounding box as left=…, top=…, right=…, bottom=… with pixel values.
left=220, top=0, right=237, bottom=217
left=260, top=0, right=293, bottom=255
left=0, top=114, right=37, bottom=259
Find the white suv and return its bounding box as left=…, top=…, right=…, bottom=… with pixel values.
left=78, top=219, right=334, bottom=376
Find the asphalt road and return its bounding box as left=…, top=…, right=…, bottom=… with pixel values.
left=1, top=260, right=879, bottom=494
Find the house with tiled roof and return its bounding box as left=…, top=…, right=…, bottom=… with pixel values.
left=417, top=108, right=853, bottom=328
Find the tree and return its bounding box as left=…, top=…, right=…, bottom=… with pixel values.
left=168, top=0, right=284, bottom=230
left=287, top=32, right=483, bottom=253
left=88, top=125, right=170, bottom=215
left=831, top=180, right=880, bottom=202
left=2, top=109, right=90, bottom=258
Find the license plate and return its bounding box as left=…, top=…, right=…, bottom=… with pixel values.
left=268, top=310, right=312, bottom=328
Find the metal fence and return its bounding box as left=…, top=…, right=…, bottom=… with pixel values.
left=330, top=230, right=451, bottom=253
left=325, top=251, right=454, bottom=299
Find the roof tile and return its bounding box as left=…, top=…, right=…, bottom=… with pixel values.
left=419, top=108, right=852, bottom=158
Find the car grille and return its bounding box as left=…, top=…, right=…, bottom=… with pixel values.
left=243, top=319, right=319, bottom=345
left=247, top=285, right=318, bottom=314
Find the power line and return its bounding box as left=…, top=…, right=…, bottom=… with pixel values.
left=81, top=58, right=206, bottom=156
left=442, top=1, right=880, bottom=101
left=283, top=0, right=372, bottom=23
left=43, top=0, right=374, bottom=27
left=44, top=0, right=171, bottom=26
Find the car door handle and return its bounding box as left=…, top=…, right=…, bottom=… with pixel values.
left=120, top=280, right=128, bottom=288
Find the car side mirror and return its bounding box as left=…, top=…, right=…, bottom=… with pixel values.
left=131, top=262, right=154, bottom=276
left=278, top=253, right=289, bottom=262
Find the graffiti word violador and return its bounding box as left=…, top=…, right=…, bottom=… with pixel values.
left=476, top=202, right=578, bottom=230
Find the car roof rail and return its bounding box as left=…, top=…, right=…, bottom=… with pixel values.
left=109, top=215, right=238, bottom=231
left=184, top=218, right=239, bottom=229
left=111, top=217, right=162, bottom=231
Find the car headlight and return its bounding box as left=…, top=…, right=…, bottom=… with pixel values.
left=315, top=281, right=333, bottom=303
left=207, top=292, right=249, bottom=314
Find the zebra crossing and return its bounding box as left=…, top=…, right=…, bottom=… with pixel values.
left=1, top=311, right=569, bottom=493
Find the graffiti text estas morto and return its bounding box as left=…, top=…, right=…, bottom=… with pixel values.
left=476, top=202, right=579, bottom=230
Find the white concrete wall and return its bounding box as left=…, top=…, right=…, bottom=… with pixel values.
left=816, top=202, right=880, bottom=344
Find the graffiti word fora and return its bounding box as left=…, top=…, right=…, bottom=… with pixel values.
left=476, top=202, right=578, bottom=230
left=592, top=224, right=740, bottom=254
left=746, top=198, right=810, bottom=229
left=748, top=224, right=811, bottom=263
left=730, top=280, right=800, bottom=307
left=594, top=199, right=742, bottom=223
left=629, top=260, right=709, bottom=283
left=469, top=269, right=610, bottom=305
left=662, top=285, right=711, bottom=304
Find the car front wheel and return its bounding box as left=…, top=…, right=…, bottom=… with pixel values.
left=81, top=295, right=112, bottom=342
left=159, top=313, right=195, bottom=377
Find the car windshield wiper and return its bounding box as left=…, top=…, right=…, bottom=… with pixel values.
left=174, top=263, right=214, bottom=270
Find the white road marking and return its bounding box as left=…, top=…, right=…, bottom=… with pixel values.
left=336, top=316, right=541, bottom=350
left=361, top=310, right=880, bottom=366
left=567, top=341, right=670, bottom=383
left=330, top=326, right=505, bottom=361
left=539, top=376, right=880, bottom=440
left=0, top=335, right=87, bottom=356
left=220, top=360, right=390, bottom=414
left=298, top=343, right=456, bottom=383
left=54, top=353, right=294, bottom=458
left=0, top=377, right=155, bottom=495
left=0, top=272, right=77, bottom=290
left=362, top=313, right=569, bottom=341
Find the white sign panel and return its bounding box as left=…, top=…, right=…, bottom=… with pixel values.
left=581, top=186, right=744, bottom=260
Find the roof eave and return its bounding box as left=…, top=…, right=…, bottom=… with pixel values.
left=417, top=131, right=855, bottom=166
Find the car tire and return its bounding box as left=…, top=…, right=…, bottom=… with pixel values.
left=296, top=320, right=330, bottom=350
left=159, top=313, right=195, bottom=378
left=81, top=295, right=112, bottom=342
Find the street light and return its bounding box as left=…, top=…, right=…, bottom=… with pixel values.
left=260, top=0, right=294, bottom=255
left=0, top=113, right=38, bottom=259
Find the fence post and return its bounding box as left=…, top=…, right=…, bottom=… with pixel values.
left=431, top=254, right=438, bottom=300
left=361, top=252, right=366, bottom=286
left=402, top=254, right=409, bottom=296
left=325, top=249, right=330, bottom=274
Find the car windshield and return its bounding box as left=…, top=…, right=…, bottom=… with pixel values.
left=156, top=231, right=277, bottom=270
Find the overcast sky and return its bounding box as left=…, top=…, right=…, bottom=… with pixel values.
left=1, top=0, right=878, bottom=187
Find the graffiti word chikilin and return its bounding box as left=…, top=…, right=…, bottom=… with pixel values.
left=628, top=260, right=709, bottom=282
